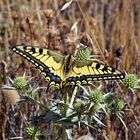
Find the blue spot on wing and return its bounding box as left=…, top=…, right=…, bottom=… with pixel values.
left=51, top=76, right=61, bottom=83
left=67, top=77, right=79, bottom=82
left=43, top=68, right=61, bottom=84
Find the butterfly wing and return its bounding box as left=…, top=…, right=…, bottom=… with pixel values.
left=12, top=45, right=65, bottom=87
left=65, top=59, right=125, bottom=86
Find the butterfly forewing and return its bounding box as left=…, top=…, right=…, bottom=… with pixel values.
left=12, top=45, right=64, bottom=86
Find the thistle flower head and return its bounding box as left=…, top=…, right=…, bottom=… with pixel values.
left=89, top=90, right=104, bottom=104
left=13, top=77, right=28, bottom=89
left=76, top=45, right=90, bottom=60
left=73, top=99, right=85, bottom=113
left=25, top=125, right=40, bottom=139
left=92, top=104, right=100, bottom=113
left=123, top=74, right=138, bottom=89
left=115, top=100, right=125, bottom=111
left=105, top=95, right=125, bottom=111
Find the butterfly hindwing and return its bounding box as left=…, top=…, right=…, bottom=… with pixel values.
left=12, top=45, right=64, bottom=86
left=66, top=60, right=125, bottom=86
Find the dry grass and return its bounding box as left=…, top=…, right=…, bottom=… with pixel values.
left=0, top=0, right=140, bottom=140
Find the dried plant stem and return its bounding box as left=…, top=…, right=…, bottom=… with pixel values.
left=105, top=112, right=111, bottom=139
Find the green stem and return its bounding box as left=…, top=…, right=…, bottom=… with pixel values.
left=62, top=92, right=68, bottom=140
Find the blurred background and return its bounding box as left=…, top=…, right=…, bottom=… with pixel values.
left=0, top=0, right=140, bottom=140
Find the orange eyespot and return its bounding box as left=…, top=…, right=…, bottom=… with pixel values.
left=62, top=80, right=67, bottom=85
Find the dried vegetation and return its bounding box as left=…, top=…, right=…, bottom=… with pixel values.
left=0, top=0, right=140, bottom=140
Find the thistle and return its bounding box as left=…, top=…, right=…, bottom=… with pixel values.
left=89, top=90, right=103, bottom=104
left=115, top=100, right=125, bottom=111
left=123, top=74, right=138, bottom=89
left=25, top=125, right=40, bottom=140
left=76, top=45, right=90, bottom=60
left=73, top=99, right=85, bottom=113
left=13, top=76, right=28, bottom=89
left=91, top=104, right=100, bottom=113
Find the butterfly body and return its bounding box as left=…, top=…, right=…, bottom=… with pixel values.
left=12, top=45, right=125, bottom=88
left=63, top=55, right=74, bottom=76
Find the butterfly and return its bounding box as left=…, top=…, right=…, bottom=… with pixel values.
left=12, top=45, right=125, bottom=88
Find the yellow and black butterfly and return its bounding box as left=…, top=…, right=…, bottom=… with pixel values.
left=12, top=45, right=125, bottom=88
